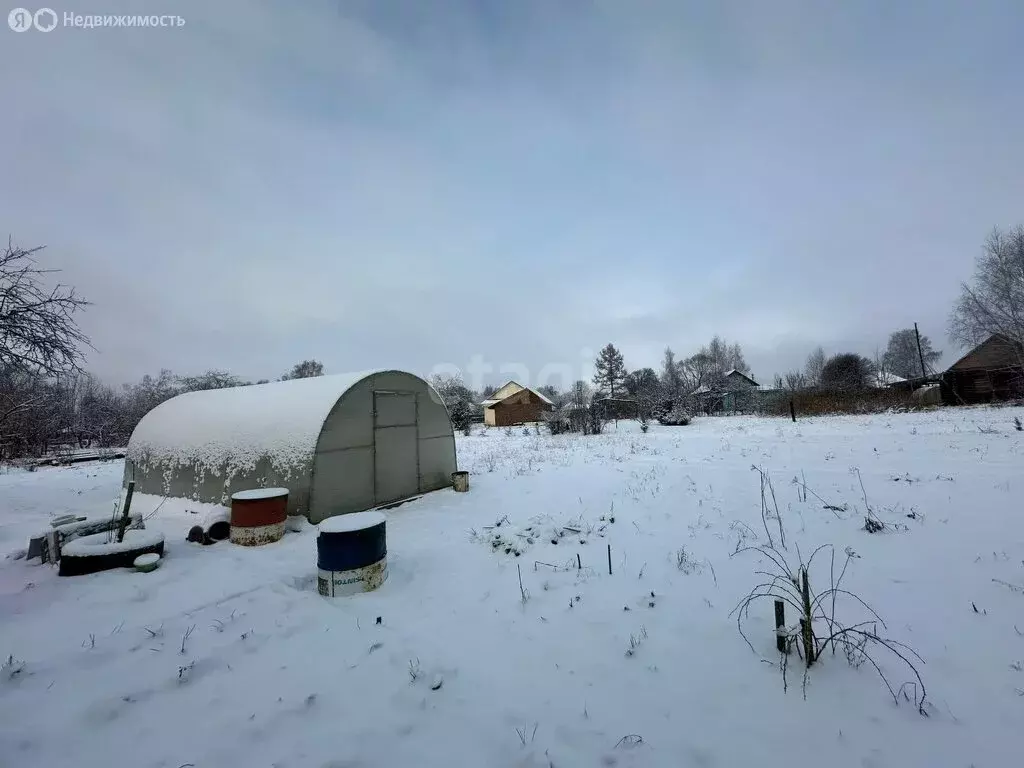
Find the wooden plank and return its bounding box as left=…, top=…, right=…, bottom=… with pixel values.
left=116, top=481, right=136, bottom=543
left=27, top=514, right=145, bottom=562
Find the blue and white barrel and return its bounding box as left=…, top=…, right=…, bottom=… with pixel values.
left=317, top=511, right=388, bottom=597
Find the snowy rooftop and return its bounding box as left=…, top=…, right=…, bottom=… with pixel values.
left=532, top=388, right=555, bottom=406
left=874, top=371, right=908, bottom=387
left=724, top=370, right=759, bottom=386
left=481, top=382, right=554, bottom=407
left=127, top=370, right=386, bottom=472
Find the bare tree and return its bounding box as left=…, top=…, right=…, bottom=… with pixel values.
left=784, top=370, right=807, bottom=391
left=624, top=367, right=659, bottom=419
left=179, top=370, right=246, bottom=391
left=75, top=374, right=125, bottom=447
left=882, top=328, right=942, bottom=379
left=659, top=347, right=683, bottom=400
left=1, top=238, right=91, bottom=376
left=679, top=352, right=715, bottom=391
left=702, top=336, right=750, bottom=376
left=726, top=342, right=750, bottom=375
left=536, top=384, right=559, bottom=403
left=281, top=359, right=325, bottom=380
left=949, top=225, right=1024, bottom=364
left=119, top=369, right=179, bottom=429
left=677, top=337, right=751, bottom=394
left=1, top=239, right=91, bottom=454
left=804, top=346, right=826, bottom=387
left=567, top=379, right=595, bottom=433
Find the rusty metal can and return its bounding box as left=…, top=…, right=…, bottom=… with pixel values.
left=230, top=487, right=288, bottom=546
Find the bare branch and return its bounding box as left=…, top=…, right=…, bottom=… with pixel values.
left=1, top=238, right=91, bottom=378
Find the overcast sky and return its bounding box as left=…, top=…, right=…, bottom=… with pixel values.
left=3, top=0, right=1022, bottom=391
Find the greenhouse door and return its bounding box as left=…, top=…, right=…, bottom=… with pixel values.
left=372, top=391, right=420, bottom=505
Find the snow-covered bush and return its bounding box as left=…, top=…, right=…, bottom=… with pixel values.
left=658, top=404, right=691, bottom=426
left=542, top=408, right=570, bottom=435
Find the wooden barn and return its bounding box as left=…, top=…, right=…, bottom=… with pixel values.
left=941, top=334, right=1024, bottom=405
left=481, top=381, right=554, bottom=426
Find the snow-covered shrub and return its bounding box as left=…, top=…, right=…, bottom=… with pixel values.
left=658, top=404, right=691, bottom=426
left=542, top=408, right=570, bottom=435
left=448, top=399, right=473, bottom=434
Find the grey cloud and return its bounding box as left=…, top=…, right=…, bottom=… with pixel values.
left=2, top=0, right=1021, bottom=387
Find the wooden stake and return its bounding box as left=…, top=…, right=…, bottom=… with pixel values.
left=914, top=322, right=928, bottom=379
left=774, top=599, right=787, bottom=653
left=789, top=399, right=796, bottom=423
left=800, top=568, right=815, bottom=666
left=607, top=544, right=613, bottom=575
left=116, top=481, right=136, bottom=544
left=577, top=553, right=582, bottom=570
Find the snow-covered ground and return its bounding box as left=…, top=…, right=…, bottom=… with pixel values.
left=1, top=408, right=1023, bottom=768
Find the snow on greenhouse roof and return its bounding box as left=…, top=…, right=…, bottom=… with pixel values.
left=126, top=370, right=387, bottom=473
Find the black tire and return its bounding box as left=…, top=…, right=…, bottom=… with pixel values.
left=59, top=535, right=166, bottom=577
left=206, top=521, right=230, bottom=541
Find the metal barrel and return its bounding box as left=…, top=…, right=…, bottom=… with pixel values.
left=317, top=511, right=388, bottom=597
left=230, top=487, right=288, bottom=546
left=452, top=471, right=469, bottom=492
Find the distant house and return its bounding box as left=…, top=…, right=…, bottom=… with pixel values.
left=481, top=381, right=554, bottom=427
left=686, top=370, right=761, bottom=414
left=941, top=334, right=1024, bottom=405
left=721, top=370, right=760, bottom=412
left=723, top=370, right=759, bottom=390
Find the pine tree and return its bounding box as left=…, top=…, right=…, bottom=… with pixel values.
left=593, top=343, right=628, bottom=398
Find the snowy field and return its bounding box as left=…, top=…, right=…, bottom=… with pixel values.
left=1, top=408, right=1023, bottom=768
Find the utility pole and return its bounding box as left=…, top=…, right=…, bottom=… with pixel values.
left=914, top=323, right=927, bottom=379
